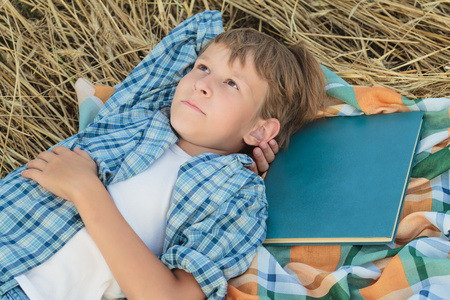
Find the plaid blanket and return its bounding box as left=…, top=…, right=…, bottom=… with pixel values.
left=227, top=67, right=450, bottom=299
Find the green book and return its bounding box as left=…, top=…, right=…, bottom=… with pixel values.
left=263, top=112, right=424, bottom=245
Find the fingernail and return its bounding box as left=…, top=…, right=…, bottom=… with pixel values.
left=254, top=148, right=262, bottom=156
left=260, top=143, right=268, bottom=149
left=269, top=140, right=276, bottom=146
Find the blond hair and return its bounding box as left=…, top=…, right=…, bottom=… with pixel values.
left=201, top=29, right=326, bottom=149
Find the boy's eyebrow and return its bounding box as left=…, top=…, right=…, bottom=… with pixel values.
left=197, top=55, right=251, bottom=89
left=196, top=53, right=210, bottom=62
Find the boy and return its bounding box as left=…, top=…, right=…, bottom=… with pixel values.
left=0, top=11, right=325, bottom=300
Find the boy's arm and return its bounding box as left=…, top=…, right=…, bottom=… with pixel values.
left=21, top=146, right=205, bottom=300
left=159, top=160, right=268, bottom=298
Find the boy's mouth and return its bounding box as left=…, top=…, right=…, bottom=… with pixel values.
left=182, top=100, right=205, bottom=115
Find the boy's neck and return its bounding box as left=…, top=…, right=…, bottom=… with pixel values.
left=176, top=138, right=234, bottom=157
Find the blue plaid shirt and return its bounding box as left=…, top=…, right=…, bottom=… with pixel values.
left=0, top=11, right=268, bottom=299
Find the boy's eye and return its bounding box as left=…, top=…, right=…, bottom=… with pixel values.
left=197, top=64, right=210, bottom=74
left=226, top=79, right=238, bottom=90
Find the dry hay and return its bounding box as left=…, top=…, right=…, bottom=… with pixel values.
left=1, top=0, right=449, bottom=178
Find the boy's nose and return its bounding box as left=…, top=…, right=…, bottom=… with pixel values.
left=193, top=78, right=212, bottom=98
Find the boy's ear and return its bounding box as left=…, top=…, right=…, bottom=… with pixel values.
left=244, top=118, right=280, bottom=146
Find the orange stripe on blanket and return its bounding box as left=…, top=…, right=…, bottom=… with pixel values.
left=354, top=86, right=410, bottom=114
left=402, top=178, right=433, bottom=221
left=395, top=212, right=440, bottom=245
left=406, top=177, right=432, bottom=193
left=94, top=85, right=116, bottom=104
left=321, top=104, right=347, bottom=117
left=360, top=255, right=413, bottom=299
left=431, top=136, right=450, bottom=154
left=226, top=285, right=260, bottom=300
left=286, top=263, right=337, bottom=298
left=290, top=245, right=341, bottom=272
left=228, top=253, right=259, bottom=290
left=400, top=197, right=433, bottom=221
left=227, top=259, right=259, bottom=299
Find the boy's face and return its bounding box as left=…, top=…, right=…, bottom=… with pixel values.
left=171, top=43, right=269, bottom=156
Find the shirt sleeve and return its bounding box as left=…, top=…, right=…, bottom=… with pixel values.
left=160, top=164, right=268, bottom=300
left=93, top=10, right=223, bottom=122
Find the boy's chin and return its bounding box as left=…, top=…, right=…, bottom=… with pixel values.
left=169, top=117, right=184, bottom=135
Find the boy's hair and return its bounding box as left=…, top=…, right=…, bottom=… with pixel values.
left=200, top=29, right=326, bottom=149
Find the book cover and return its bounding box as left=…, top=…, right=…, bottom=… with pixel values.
left=263, top=112, right=424, bottom=245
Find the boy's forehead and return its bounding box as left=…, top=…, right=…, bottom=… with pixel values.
left=199, top=43, right=247, bottom=67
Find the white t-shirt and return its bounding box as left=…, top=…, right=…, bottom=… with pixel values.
left=16, top=144, right=190, bottom=300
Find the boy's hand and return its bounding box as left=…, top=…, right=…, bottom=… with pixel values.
left=249, top=139, right=279, bottom=178
left=21, top=146, right=98, bottom=201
